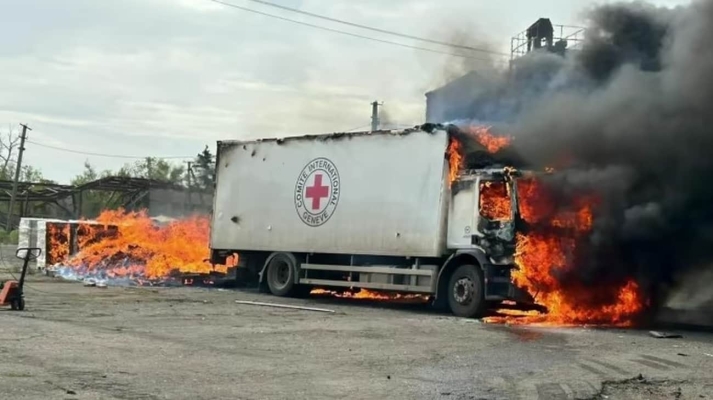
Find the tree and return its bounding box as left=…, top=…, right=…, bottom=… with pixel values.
left=21, top=165, right=46, bottom=182
left=0, top=124, right=55, bottom=227
left=70, top=161, right=115, bottom=218
left=118, top=157, right=185, bottom=185
left=0, top=124, right=53, bottom=184
left=71, top=161, right=108, bottom=185
left=70, top=158, right=187, bottom=218
left=0, top=124, right=20, bottom=180
left=193, top=146, right=215, bottom=190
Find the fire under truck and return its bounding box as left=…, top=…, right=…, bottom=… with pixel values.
left=209, top=124, right=535, bottom=317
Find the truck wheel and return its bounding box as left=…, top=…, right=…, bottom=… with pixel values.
left=266, top=254, right=296, bottom=297
left=447, top=264, right=485, bottom=318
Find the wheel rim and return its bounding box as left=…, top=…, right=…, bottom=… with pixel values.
left=453, top=277, right=474, bottom=305
left=271, top=261, right=290, bottom=289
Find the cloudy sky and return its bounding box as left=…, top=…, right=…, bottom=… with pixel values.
left=1, top=0, right=688, bottom=183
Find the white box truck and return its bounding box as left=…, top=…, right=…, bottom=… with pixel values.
left=210, top=124, right=530, bottom=317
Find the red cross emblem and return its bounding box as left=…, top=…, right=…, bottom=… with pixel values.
left=305, top=174, right=330, bottom=210
left=295, top=158, right=341, bottom=227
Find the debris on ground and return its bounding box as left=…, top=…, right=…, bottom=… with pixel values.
left=649, top=331, right=683, bottom=339
left=235, top=300, right=335, bottom=313
left=591, top=375, right=688, bottom=400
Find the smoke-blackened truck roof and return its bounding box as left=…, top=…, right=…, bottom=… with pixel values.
left=211, top=127, right=452, bottom=258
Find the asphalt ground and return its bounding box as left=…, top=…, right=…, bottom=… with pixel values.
left=1, top=267, right=712, bottom=400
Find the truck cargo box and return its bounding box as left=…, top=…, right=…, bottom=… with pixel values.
left=211, top=128, right=451, bottom=257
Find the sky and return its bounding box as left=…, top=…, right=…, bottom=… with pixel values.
left=0, top=0, right=690, bottom=183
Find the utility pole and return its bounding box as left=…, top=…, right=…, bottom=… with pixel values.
left=184, top=161, right=193, bottom=212
left=371, top=101, right=383, bottom=132
left=6, top=124, right=31, bottom=231
left=146, top=157, right=153, bottom=180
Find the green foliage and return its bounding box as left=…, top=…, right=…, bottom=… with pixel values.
left=0, top=123, right=203, bottom=222
left=71, top=158, right=186, bottom=218
left=118, top=157, right=185, bottom=184
left=0, top=230, right=19, bottom=244
left=21, top=165, right=44, bottom=182
left=8, top=229, right=18, bottom=244
left=70, top=162, right=114, bottom=217
left=193, top=146, right=215, bottom=190
left=71, top=161, right=100, bottom=185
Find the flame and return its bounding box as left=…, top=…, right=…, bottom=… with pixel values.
left=447, top=138, right=464, bottom=185
left=466, top=126, right=512, bottom=153
left=479, top=181, right=512, bottom=221
left=447, top=128, right=643, bottom=326
left=47, top=222, right=70, bottom=265
left=481, top=177, right=645, bottom=326
left=446, top=126, right=511, bottom=185
left=51, top=209, right=231, bottom=283
left=310, top=288, right=429, bottom=302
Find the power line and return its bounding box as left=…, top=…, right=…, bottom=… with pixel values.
left=207, top=0, right=500, bottom=62
left=240, top=0, right=509, bottom=57
left=342, top=124, right=371, bottom=132
left=26, top=140, right=193, bottom=160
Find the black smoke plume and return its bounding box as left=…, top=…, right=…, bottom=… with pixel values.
left=436, top=1, right=713, bottom=320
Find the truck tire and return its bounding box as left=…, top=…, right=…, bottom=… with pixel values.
left=266, top=253, right=296, bottom=297
left=447, top=264, right=485, bottom=318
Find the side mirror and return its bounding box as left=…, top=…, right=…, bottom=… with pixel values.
left=16, top=247, right=42, bottom=261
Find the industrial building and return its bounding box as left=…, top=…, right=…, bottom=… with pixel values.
left=425, top=18, right=585, bottom=123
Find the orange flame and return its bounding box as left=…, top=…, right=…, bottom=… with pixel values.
left=466, top=126, right=512, bottom=153
left=47, top=222, right=70, bottom=265
left=447, top=138, right=464, bottom=185
left=481, top=177, right=645, bottom=326
left=479, top=181, right=512, bottom=221
left=310, top=288, right=428, bottom=302
left=58, top=209, right=229, bottom=280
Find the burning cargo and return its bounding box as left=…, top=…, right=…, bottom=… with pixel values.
left=18, top=218, right=118, bottom=271
left=26, top=212, right=229, bottom=286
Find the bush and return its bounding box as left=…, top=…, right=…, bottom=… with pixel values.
left=0, top=230, right=19, bottom=244
left=8, top=230, right=18, bottom=244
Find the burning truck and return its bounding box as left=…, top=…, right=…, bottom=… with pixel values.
left=35, top=123, right=643, bottom=325
left=209, top=124, right=575, bottom=318
left=37, top=0, right=713, bottom=327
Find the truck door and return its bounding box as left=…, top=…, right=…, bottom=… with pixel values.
left=473, top=176, right=517, bottom=262
left=447, top=178, right=477, bottom=249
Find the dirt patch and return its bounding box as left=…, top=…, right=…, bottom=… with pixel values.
left=589, top=375, right=709, bottom=400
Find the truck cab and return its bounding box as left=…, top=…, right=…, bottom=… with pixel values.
left=448, top=168, right=519, bottom=263
left=435, top=168, right=524, bottom=317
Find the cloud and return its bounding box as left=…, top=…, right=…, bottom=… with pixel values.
left=0, top=0, right=691, bottom=182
